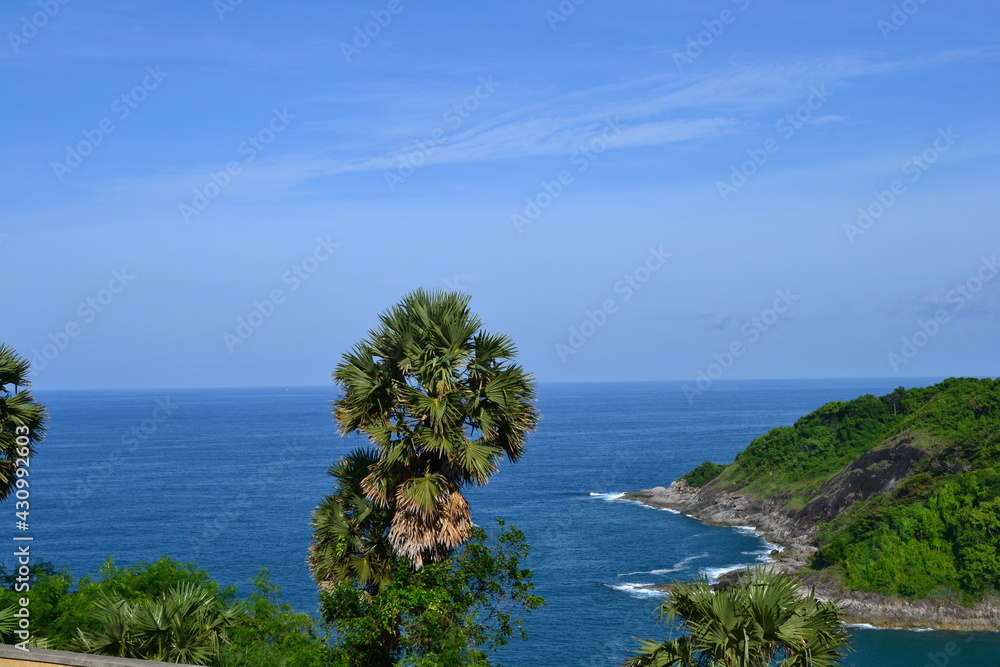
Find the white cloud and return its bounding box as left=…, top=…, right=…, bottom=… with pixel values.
left=74, top=49, right=1000, bottom=207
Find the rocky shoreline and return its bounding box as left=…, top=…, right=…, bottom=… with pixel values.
left=620, top=481, right=1000, bottom=632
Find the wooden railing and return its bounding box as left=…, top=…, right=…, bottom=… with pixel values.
left=0, top=645, right=196, bottom=667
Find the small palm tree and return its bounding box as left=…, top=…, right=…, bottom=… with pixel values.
left=0, top=344, right=47, bottom=501
left=72, top=583, right=243, bottom=665
left=332, top=289, right=539, bottom=567
left=309, top=448, right=395, bottom=592
left=624, top=568, right=849, bottom=667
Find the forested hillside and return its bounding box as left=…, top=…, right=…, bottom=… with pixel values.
left=680, top=378, right=1000, bottom=602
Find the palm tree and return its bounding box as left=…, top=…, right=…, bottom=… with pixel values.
left=72, top=583, right=243, bottom=665
left=331, top=289, right=539, bottom=567
left=624, top=568, right=849, bottom=667
left=309, top=448, right=395, bottom=592
left=310, top=450, right=401, bottom=667
left=0, top=344, right=47, bottom=501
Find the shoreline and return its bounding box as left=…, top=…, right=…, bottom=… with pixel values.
left=619, top=483, right=1000, bottom=632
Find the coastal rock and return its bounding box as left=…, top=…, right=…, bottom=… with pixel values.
left=793, top=433, right=932, bottom=526
left=624, top=480, right=815, bottom=552
left=802, top=575, right=1000, bottom=631
left=620, top=478, right=1000, bottom=631
left=621, top=481, right=696, bottom=511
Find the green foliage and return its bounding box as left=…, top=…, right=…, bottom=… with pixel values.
left=323, top=520, right=544, bottom=667
left=814, top=468, right=1000, bottom=601
left=0, top=343, right=48, bottom=501
left=679, top=461, right=726, bottom=487
left=680, top=377, right=1000, bottom=602
left=721, top=378, right=1000, bottom=493
left=219, top=568, right=331, bottom=667
left=807, top=378, right=1000, bottom=601
left=310, top=448, right=395, bottom=593
left=0, top=557, right=331, bottom=666
left=0, top=557, right=228, bottom=647
left=728, top=393, right=899, bottom=490
left=0, top=560, right=76, bottom=644
left=318, top=290, right=543, bottom=665
left=623, top=568, right=849, bottom=667
left=0, top=603, right=16, bottom=642
left=332, top=288, right=539, bottom=566
left=70, top=582, right=243, bottom=664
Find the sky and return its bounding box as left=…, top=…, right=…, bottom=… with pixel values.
left=2, top=0, right=999, bottom=390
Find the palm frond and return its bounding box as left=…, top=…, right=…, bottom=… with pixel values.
left=630, top=567, right=850, bottom=667
left=324, top=290, right=537, bottom=567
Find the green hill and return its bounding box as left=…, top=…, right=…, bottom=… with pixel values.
left=682, top=377, right=1000, bottom=603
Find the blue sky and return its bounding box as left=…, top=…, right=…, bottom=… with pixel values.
left=2, top=0, right=999, bottom=390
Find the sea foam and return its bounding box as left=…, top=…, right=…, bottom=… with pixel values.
left=618, top=553, right=709, bottom=577
left=606, top=582, right=668, bottom=599
left=589, top=491, right=626, bottom=501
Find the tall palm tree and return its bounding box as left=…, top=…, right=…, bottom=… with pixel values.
left=309, top=448, right=395, bottom=592
left=332, top=289, right=539, bottom=567
left=624, top=568, right=849, bottom=667
left=0, top=344, right=47, bottom=501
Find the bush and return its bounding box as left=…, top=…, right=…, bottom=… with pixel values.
left=220, top=568, right=331, bottom=667
left=679, top=461, right=726, bottom=487
left=323, top=520, right=543, bottom=667
left=0, top=557, right=331, bottom=665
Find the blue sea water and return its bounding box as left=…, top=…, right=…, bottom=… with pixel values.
left=16, top=380, right=1000, bottom=666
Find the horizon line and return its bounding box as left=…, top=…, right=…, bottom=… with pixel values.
left=31, top=375, right=981, bottom=393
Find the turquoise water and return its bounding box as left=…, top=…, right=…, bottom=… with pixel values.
left=18, top=380, right=1000, bottom=665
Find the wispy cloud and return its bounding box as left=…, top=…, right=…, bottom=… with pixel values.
left=307, top=50, right=1000, bottom=173
left=892, top=256, right=1000, bottom=320
left=82, top=49, right=1000, bottom=207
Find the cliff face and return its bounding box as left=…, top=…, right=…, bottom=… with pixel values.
left=792, top=432, right=931, bottom=525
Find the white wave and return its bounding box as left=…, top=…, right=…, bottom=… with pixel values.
left=742, top=546, right=780, bottom=563
left=606, top=582, right=668, bottom=599
left=732, top=525, right=782, bottom=554
left=590, top=492, right=682, bottom=512
left=700, top=564, right=749, bottom=583
left=742, top=549, right=771, bottom=557
left=618, top=553, right=709, bottom=577
left=847, top=622, right=935, bottom=632
left=626, top=500, right=681, bottom=513
left=761, top=540, right=783, bottom=553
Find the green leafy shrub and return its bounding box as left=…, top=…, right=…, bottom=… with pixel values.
left=0, top=557, right=331, bottom=666
left=323, top=520, right=543, bottom=667
left=679, top=461, right=726, bottom=487
left=220, top=568, right=331, bottom=667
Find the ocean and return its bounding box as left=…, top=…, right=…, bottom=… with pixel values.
left=18, top=380, right=1000, bottom=666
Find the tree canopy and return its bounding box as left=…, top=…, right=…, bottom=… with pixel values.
left=330, top=288, right=539, bottom=566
